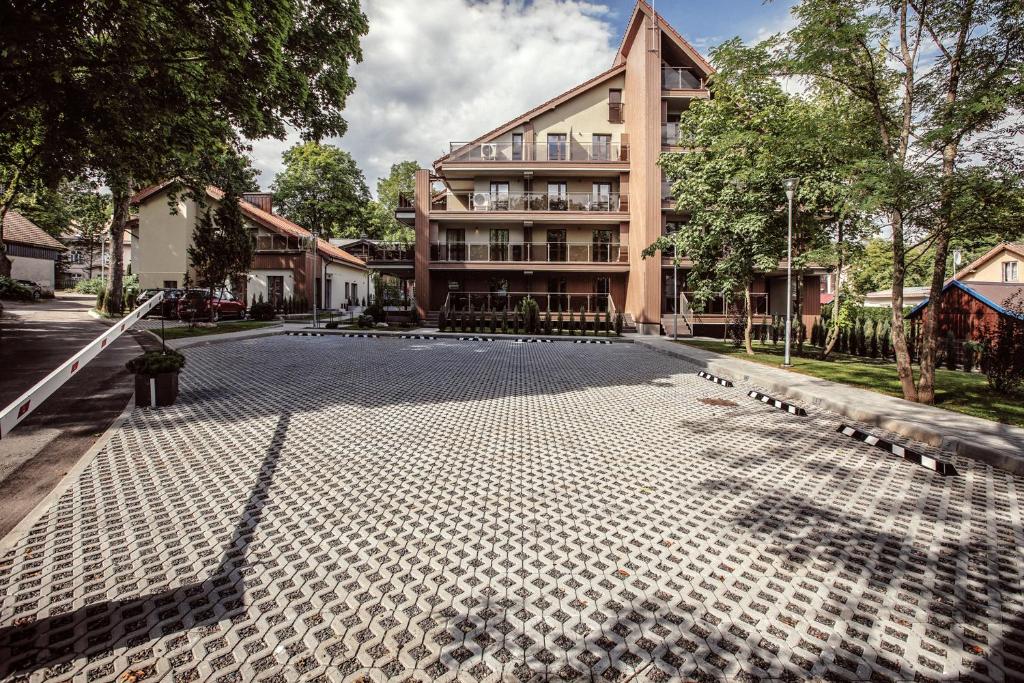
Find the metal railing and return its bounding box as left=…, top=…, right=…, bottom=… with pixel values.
left=447, top=141, right=628, bottom=163
left=431, top=241, right=627, bottom=263
left=442, top=291, right=616, bottom=316
left=436, top=191, right=626, bottom=213
left=343, top=241, right=415, bottom=262
left=662, top=67, right=704, bottom=90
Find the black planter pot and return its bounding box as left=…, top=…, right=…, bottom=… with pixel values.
left=134, top=371, right=179, bottom=407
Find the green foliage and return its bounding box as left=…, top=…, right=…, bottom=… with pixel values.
left=126, top=350, right=186, bottom=376
left=0, top=275, right=35, bottom=300
left=187, top=192, right=253, bottom=300
left=271, top=142, right=370, bottom=238
left=363, top=161, right=418, bottom=242
left=518, top=296, right=541, bottom=334
left=95, top=288, right=106, bottom=311
left=250, top=294, right=276, bottom=321
left=437, top=308, right=447, bottom=332
left=604, top=309, right=612, bottom=336
left=980, top=293, right=1024, bottom=394
left=556, top=307, right=563, bottom=335
left=614, top=311, right=624, bottom=336
left=74, top=277, right=106, bottom=294
left=492, top=311, right=498, bottom=334
left=501, top=309, right=508, bottom=334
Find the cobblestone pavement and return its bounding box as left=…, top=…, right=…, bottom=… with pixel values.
left=1, top=337, right=1022, bottom=682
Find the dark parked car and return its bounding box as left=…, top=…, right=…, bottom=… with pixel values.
left=137, top=288, right=184, bottom=318
left=176, top=289, right=246, bottom=321
left=16, top=279, right=43, bottom=299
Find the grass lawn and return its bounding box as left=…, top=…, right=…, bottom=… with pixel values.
left=158, top=320, right=280, bottom=340
left=679, top=338, right=1024, bottom=427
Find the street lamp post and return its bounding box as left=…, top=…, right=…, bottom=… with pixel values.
left=311, top=230, right=319, bottom=329
left=782, top=177, right=799, bottom=367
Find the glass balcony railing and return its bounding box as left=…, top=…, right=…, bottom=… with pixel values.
left=435, top=191, right=627, bottom=213
left=662, top=67, right=704, bottom=90
left=662, top=122, right=680, bottom=146
left=447, top=141, right=628, bottom=163
left=431, top=242, right=628, bottom=263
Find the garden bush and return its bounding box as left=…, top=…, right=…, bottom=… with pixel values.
left=614, top=311, right=624, bottom=336
left=95, top=289, right=107, bottom=311
left=556, top=307, right=563, bottom=335
left=437, top=308, right=447, bottom=332
left=0, top=275, right=35, bottom=301
left=74, top=277, right=106, bottom=295
left=518, top=296, right=541, bottom=334
left=980, top=292, right=1024, bottom=393
left=249, top=294, right=276, bottom=321
left=126, top=350, right=186, bottom=376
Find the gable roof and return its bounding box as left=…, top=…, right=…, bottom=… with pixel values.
left=132, top=181, right=366, bottom=269
left=954, top=242, right=1024, bottom=280
left=907, top=280, right=1024, bottom=320
left=614, top=0, right=715, bottom=76
left=433, top=63, right=627, bottom=167
left=2, top=210, right=66, bottom=251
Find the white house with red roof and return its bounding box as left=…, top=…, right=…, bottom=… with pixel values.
left=130, top=182, right=367, bottom=310
left=2, top=210, right=66, bottom=291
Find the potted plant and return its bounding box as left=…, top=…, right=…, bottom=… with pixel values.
left=126, top=350, right=186, bottom=407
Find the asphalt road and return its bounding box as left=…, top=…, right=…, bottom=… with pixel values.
left=0, top=293, right=156, bottom=539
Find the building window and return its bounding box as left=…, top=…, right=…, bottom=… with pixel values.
left=345, top=282, right=351, bottom=303
left=1004, top=261, right=1019, bottom=282
left=592, top=134, right=611, bottom=161
left=547, top=182, right=568, bottom=211
left=608, top=89, right=623, bottom=123
left=163, top=280, right=178, bottom=289
left=546, top=134, right=568, bottom=161
left=511, top=133, right=523, bottom=161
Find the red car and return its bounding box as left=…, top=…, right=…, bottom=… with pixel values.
left=176, top=289, right=246, bottom=321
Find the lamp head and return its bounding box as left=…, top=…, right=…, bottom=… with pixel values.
left=783, top=177, right=799, bottom=200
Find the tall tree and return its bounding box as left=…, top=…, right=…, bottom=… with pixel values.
left=363, top=160, right=418, bottom=242
left=644, top=40, right=863, bottom=355
left=785, top=0, right=1024, bottom=403
left=2, top=0, right=369, bottom=311
left=187, top=189, right=255, bottom=323
left=271, top=142, right=370, bottom=238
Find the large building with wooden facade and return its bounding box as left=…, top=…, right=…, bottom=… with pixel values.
left=397, top=0, right=824, bottom=335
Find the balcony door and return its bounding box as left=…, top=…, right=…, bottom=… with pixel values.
left=592, top=182, right=612, bottom=211
left=592, top=229, right=614, bottom=262
left=547, top=134, right=568, bottom=161
left=489, top=228, right=509, bottom=262
left=592, top=134, right=611, bottom=161
left=446, top=228, right=466, bottom=261
left=547, top=229, right=567, bottom=262
left=489, top=181, right=510, bottom=210
left=548, top=277, right=567, bottom=312
left=547, top=181, right=568, bottom=211
left=594, top=277, right=610, bottom=312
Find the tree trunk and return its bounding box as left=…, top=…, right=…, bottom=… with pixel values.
left=743, top=285, right=754, bottom=355
left=822, top=222, right=845, bottom=359
left=888, top=211, right=918, bottom=401
left=103, top=176, right=132, bottom=316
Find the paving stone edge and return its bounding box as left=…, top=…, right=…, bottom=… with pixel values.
left=0, top=397, right=137, bottom=554
left=636, top=338, right=1024, bottom=476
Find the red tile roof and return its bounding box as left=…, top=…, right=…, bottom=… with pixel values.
left=132, top=181, right=366, bottom=269
left=2, top=211, right=66, bottom=251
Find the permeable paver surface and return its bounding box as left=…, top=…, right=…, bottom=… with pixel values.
left=1, top=336, right=1021, bottom=682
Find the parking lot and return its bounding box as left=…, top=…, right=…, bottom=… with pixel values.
left=1, top=335, right=1021, bottom=681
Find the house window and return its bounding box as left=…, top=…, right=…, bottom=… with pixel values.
left=1004, top=261, right=1019, bottom=282
left=163, top=280, right=178, bottom=289
left=446, top=228, right=466, bottom=261
left=608, top=89, right=623, bottom=123
left=547, top=134, right=568, bottom=161
left=592, top=134, right=611, bottom=161
left=512, top=133, right=523, bottom=161
left=489, top=228, right=509, bottom=261
left=345, top=282, right=351, bottom=302
left=489, top=181, right=510, bottom=210
left=547, top=182, right=568, bottom=211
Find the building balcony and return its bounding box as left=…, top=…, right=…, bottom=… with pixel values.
left=444, top=291, right=616, bottom=315
left=662, top=66, right=706, bottom=92
left=433, top=191, right=627, bottom=217
left=445, top=141, right=629, bottom=164
left=662, top=122, right=680, bottom=147
left=431, top=241, right=628, bottom=266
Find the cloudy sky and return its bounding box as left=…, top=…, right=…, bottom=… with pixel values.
left=249, top=0, right=798, bottom=193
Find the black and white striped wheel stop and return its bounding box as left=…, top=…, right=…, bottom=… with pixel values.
left=697, top=371, right=733, bottom=387
left=837, top=424, right=958, bottom=476
left=748, top=390, right=807, bottom=416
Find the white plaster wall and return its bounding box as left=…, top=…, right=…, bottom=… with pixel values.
left=10, top=256, right=55, bottom=289
left=247, top=269, right=295, bottom=306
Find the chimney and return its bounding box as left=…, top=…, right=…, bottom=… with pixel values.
left=242, top=192, right=273, bottom=214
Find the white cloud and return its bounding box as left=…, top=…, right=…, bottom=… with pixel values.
left=249, top=0, right=620, bottom=193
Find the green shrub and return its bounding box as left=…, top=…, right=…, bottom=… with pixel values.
left=122, top=273, right=140, bottom=307
left=491, top=311, right=498, bottom=333
left=518, top=296, right=541, bottom=334
left=614, top=311, right=624, bottom=336
left=250, top=294, right=276, bottom=321
left=963, top=340, right=982, bottom=372
left=501, top=309, right=508, bottom=334
left=325, top=321, right=339, bottom=329
left=544, top=308, right=552, bottom=334
left=95, top=288, right=107, bottom=311
left=556, top=307, right=563, bottom=335
left=126, top=350, right=186, bottom=375
left=74, top=277, right=106, bottom=295
left=604, top=309, right=612, bottom=336
left=869, top=321, right=879, bottom=358
left=438, top=308, right=447, bottom=332
left=0, top=275, right=35, bottom=301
